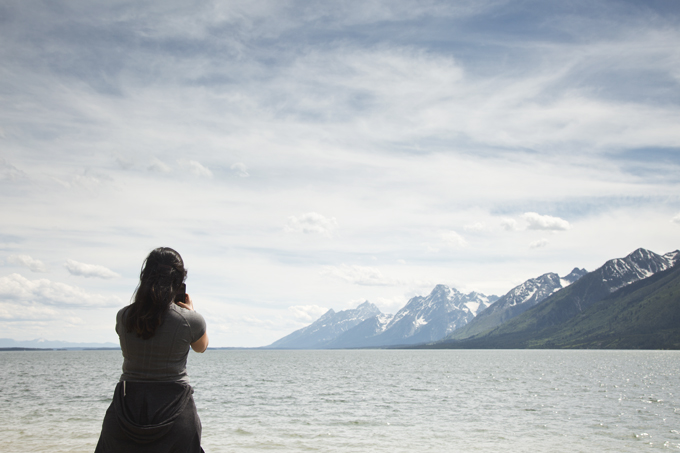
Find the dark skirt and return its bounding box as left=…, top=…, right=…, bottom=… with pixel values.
left=95, top=381, right=203, bottom=453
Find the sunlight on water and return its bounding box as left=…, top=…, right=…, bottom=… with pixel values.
left=1, top=349, right=679, bottom=452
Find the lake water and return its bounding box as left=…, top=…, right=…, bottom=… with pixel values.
left=1, top=349, right=679, bottom=452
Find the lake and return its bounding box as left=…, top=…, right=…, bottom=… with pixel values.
left=1, top=349, right=678, bottom=452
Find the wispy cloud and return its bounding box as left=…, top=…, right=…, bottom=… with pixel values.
left=321, top=265, right=396, bottom=286
left=285, top=213, right=337, bottom=237
left=0, top=158, right=25, bottom=181
left=7, top=255, right=48, bottom=273
left=672, top=213, right=680, bottom=225
left=148, top=158, right=172, bottom=173
left=186, top=160, right=213, bottom=178
left=115, top=155, right=134, bottom=170
left=240, top=316, right=279, bottom=328
left=52, top=170, right=111, bottom=191
left=463, top=222, right=485, bottom=232
left=63, top=259, right=120, bottom=279
left=0, top=301, right=60, bottom=321
left=72, top=173, right=106, bottom=190
left=231, top=162, right=250, bottom=177
left=522, top=212, right=570, bottom=231
left=500, top=218, right=518, bottom=231
left=529, top=238, right=549, bottom=249
left=288, top=304, right=328, bottom=322
left=442, top=230, right=467, bottom=248
left=0, top=273, right=122, bottom=308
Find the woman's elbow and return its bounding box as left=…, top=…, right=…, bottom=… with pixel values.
left=191, top=333, right=209, bottom=353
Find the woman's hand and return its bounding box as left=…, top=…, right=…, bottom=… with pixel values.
left=177, top=293, right=195, bottom=311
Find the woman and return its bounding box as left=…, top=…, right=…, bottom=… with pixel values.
left=95, top=247, right=209, bottom=453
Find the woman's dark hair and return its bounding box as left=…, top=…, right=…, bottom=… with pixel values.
left=125, top=247, right=187, bottom=339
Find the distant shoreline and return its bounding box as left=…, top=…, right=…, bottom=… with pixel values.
left=0, top=347, right=256, bottom=352
left=0, top=347, right=121, bottom=351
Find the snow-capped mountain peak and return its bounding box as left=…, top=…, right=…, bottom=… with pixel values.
left=484, top=272, right=563, bottom=314
left=601, top=248, right=676, bottom=292
left=561, top=268, right=588, bottom=286
left=448, top=267, right=589, bottom=341
left=663, top=250, right=680, bottom=266
left=374, top=284, right=497, bottom=344
left=267, top=301, right=381, bottom=349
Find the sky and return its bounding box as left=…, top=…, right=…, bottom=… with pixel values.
left=1, top=0, right=679, bottom=347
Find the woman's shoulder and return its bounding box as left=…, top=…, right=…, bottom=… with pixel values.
left=116, top=306, right=129, bottom=321
left=168, top=304, right=206, bottom=343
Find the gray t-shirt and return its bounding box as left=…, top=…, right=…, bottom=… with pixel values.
left=116, top=303, right=206, bottom=384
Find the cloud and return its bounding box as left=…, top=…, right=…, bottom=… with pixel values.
left=53, top=170, right=112, bottom=191
left=148, top=158, right=172, bottom=173
left=288, top=304, right=328, bottom=322
left=672, top=213, right=680, bottom=224
left=63, top=259, right=120, bottom=279
left=231, top=162, right=250, bottom=177
left=442, top=230, right=467, bottom=248
left=0, top=158, right=25, bottom=180
left=0, top=301, right=61, bottom=321
left=285, top=212, right=338, bottom=237
left=240, top=316, right=278, bottom=327
left=115, top=155, right=134, bottom=170
left=187, top=160, right=213, bottom=178
left=522, top=212, right=570, bottom=231
left=321, top=265, right=396, bottom=286
left=72, top=174, right=104, bottom=190
left=463, top=222, right=485, bottom=232
left=0, top=273, right=122, bottom=308
left=7, top=255, right=48, bottom=273
left=529, top=238, right=549, bottom=249
left=1, top=1, right=679, bottom=347
left=500, top=218, right=518, bottom=231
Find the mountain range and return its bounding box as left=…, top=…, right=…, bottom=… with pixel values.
left=268, top=247, right=679, bottom=349
left=429, top=248, right=680, bottom=349
left=327, top=286, right=496, bottom=348
left=269, top=287, right=497, bottom=349
left=268, top=301, right=381, bottom=349
left=449, top=267, right=587, bottom=340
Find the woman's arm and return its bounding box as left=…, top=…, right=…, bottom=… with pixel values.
left=178, top=293, right=209, bottom=353
left=191, top=332, right=209, bottom=353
